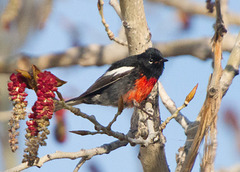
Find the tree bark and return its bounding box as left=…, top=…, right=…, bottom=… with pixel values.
left=120, top=0, right=169, bottom=171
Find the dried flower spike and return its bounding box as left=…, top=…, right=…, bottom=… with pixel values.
left=8, top=73, right=28, bottom=152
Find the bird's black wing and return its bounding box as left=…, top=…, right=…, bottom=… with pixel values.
left=78, top=66, right=135, bottom=99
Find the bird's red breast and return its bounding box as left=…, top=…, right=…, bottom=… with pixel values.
left=123, top=75, right=157, bottom=107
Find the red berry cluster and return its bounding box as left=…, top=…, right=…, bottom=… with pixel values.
left=26, top=71, right=58, bottom=136
left=8, top=73, right=28, bottom=152
left=8, top=73, right=28, bottom=104
left=7, top=65, right=66, bottom=165
left=23, top=71, right=58, bottom=165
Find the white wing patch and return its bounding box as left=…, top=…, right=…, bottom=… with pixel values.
left=104, top=66, right=135, bottom=76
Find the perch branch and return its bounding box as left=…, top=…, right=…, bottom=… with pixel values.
left=5, top=140, right=128, bottom=172
left=59, top=101, right=159, bottom=146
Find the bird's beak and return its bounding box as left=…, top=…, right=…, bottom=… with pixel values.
left=162, top=58, right=168, bottom=62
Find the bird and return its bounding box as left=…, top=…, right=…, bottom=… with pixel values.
left=55, top=48, right=167, bottom=111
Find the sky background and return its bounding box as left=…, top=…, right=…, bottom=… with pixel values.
left=1, top=0, right=240, bottom=172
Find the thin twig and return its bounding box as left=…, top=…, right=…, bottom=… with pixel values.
left=107, top=110, right=122, bottom=130
left=97, top=0, right=128, bottom=46
left=109, top=0, right=122, bottom=19
left=70, top=130, right=105, bottom=136
left=159, top=83, right=198, bottom=131
left=73, top=157, right=89, bottom=172
left=158, top=81, right=192, bottom=131
left=160, top=104, right=186, bottom=131
left=60, top=101, right=158, bottom=146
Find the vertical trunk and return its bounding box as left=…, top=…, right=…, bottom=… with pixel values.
left=119, top=1, right=169, bottom=171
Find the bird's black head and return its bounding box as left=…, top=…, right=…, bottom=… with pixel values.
left=138, top=48, right=168, bottom=79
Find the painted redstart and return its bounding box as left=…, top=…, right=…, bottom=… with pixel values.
left=55, top=48, right=167, bottom=111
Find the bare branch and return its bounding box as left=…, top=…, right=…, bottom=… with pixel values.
left=5, top=140, right=128, bottom=172
left=148, top=0, right=240, bottom=26
left=155, top=34, right=235, bottom=60
left=120, top=0, right=152, bottom=54
left=0, top=34, right=236, bottom=73
left=0, top=44, right=128, bottom=73
left=97, top=0, right=127, bottom=46
left=119, top=1, right=169, bottom=171
left=158, top=82, right=201, bottom=172
left=38, top=0, right=53, bottom=28
left=221, top=0, right=229, bottom=28
left=206, top=0, right=215, bottom=13
left=0, top=0, right=22, bottom=28
left=73, top=157, right=89, bottom=172
left=181, top=1, right=227, bottom=171
left=220, top=32, right=240, bottom=96
left=200, top=116, right=218, bottom=171
left=70, top=130, right=105, bottom=136
left=160, top=83, right=198, bottom=131
left=160, top=104, right=186, bottom=131
left=59, top=101, right=159, bottom=146
left=109, top=0, right=122, bottom=19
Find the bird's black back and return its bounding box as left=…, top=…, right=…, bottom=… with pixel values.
left=65, top=48, right=167, bottom=107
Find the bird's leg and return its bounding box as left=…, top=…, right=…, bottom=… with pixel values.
left=107, top=96, right=124, bottom=130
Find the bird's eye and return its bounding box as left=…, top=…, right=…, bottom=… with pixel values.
left=149, top=58, right=153, bottom=64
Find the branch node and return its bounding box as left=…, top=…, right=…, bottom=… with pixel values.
left=208, top=87, right=218, bottom=98
left=122, top=20, right=131, bottom=29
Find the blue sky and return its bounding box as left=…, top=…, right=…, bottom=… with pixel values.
left=1, top=0, right=240, bottom=171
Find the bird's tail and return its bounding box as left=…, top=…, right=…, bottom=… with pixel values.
left=54, top=97, right=83, bottom=112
